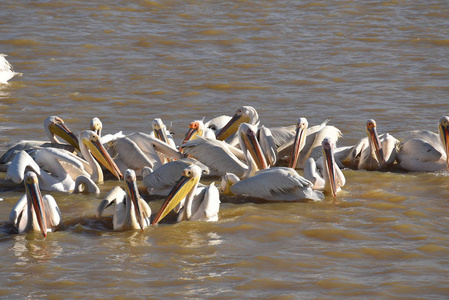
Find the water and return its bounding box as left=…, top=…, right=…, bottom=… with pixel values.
left=1, top=0, right=449, bottom=298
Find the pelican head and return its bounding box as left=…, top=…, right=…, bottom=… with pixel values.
left=439, top=116, right=449, bottom=168
left=183, top=120, right=205, bottom=144
left=239, top=123, right=268, bottom=171
left=151, top=165, right=202, bottom=225
left=219, top=173, right=240, bottom=195
left=44, top=116, right=80, bottom=150
left=24, top=171, right=48, bottom=237
left=90, top=117, right=103, bottom=137
left=322, top=137, right=338, bottom=197
left=79, top=130, right=123, bottom=180
left=366, top=119, right=385, bottom=166
left=216, top=106, right=259, bottom=141
left=152, top=118, right=170, bottom=144
left=124, top=169, right=146, bottom=230
left=289, top=117, right=308, bottom=169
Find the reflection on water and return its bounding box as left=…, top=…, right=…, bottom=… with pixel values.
left=11, top=234, right=63, bottom=265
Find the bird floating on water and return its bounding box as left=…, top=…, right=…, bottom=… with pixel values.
left=0, top=54, right=22, bottom=84
left=97, top=169, right=152, bottom=231
left=9, top=171, right=61, bottom=237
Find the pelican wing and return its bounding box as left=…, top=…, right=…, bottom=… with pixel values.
left=201, top=183, right=221, bottom=221
left=143, top=158, right=209, bottom=191
left=43, top=195, right=61, bottom=229
left=96, top=186, right=126, bottom=218
left=231, top=167, right=312, bottom=199
left=268, top=125, right=296, bottom=148
left=258, top=126, right=278, bottom=166
left=181, top=137, right=247, bottom=177
left=34, top=148, right=91, bottom=178
left=0, top=141, right=75, bottom=164
left=381, top=133, right=400, bottom=165
left=9, top=195, right=27, bottom=225
left=399, top=138, right=443, bottom=163
left=107, top=137, right=154, bottom=170
left=410, top=130, right=445, bottom=154
left=299, top=125, right=342, bottom=166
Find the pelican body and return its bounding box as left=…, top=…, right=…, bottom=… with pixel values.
left=220, top=167, right=324, bottom=202
left=9, top=172, right=61, bottom=237
left=397, top=116, right=449, bottom=172
left=97, top=169, right=151, bottom=231
left=0, top=54, right=22, bottom=84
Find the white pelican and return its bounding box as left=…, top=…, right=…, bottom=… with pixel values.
left=0, top=54, right=22, bottom=84
left=6, top=130, right=121, bottom=192
left=215, top=106, right=260, bottom=145
left=96, top=169, right=152, bottom=231
left=182, top=119, right=217, bottom=143
left=343, top=119, right=399, bottom=171
left=9, top=171, right=61, bottom=237
left=152, top=118, right=176, bottom=148
left=151, top=165, right=220, bottom=224
left=180, top=123, right=268, bottom=178
left=396, top=116, right=449, bottom=172
left=142, top=157, right=210, bottom=196
left=78, top=130, right=123, bottom=182
left=220, top=167, right=324, bottom=202
left=304, top=137, right=346, bottom=197
left=0, top=116, right=80, bottom=165
left=278, top=118, right=342, bottom=169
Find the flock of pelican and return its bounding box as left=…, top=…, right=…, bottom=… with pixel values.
left=1, top=105, right=448, bottom=237
left=1, top=58, right=448, bottom=236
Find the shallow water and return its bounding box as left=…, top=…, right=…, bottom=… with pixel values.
left=1, top=0, right=449, bottom=298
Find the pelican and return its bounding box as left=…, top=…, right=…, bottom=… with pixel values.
left=278, top=118, right=342, bottom=169
left=304, top=137, right=346, bottom=196
left=215, top=106, right=260, bottom=145
left=343, top=119, right=399, bottom=171
left=0, top=54, right=22, bottom=84
left=96, top=169, right=152, bottom=231
left=396, top=116, right=449, bottom=172
left=142, top=157, right=210, bottom=196
left=180, top=123, right=268, bottom=178
left=0, top=116, right=80, bottom=165
left=220, top=167, right=324, bottom=202
left=6, top=130, right=121, bottom=192
left=182, top=119, right=217, bottom=143
left=9, top=171, right=61, bottom=237
left=151, top=165, right=220, bottom=225
left=152, top=118, right=176, bottom=148
left=219, top=123, right=324, bottom=201
left=78, top=130, right=123, bottom=182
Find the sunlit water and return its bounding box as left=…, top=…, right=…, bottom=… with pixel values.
left=1, top=0, right=449, bottom=298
